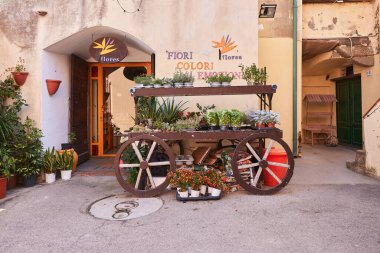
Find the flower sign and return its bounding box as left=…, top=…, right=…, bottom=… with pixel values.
left=89, top=37, right=128, bottom=63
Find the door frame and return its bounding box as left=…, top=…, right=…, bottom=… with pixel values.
left=89, top=62, right=151, bottom=157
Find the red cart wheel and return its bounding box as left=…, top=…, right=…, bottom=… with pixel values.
left=231, top=133, right=294, bottom=195
left=114, top=134, right=175, bottom=197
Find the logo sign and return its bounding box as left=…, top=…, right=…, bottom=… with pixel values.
left=212, top=35, right=242, bottom=60
left=89, top=37, right=128, bottom=63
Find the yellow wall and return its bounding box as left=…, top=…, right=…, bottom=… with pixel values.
left=259, top=38, right=294, bottom=149
left=364, top=99, right=380, bottom=178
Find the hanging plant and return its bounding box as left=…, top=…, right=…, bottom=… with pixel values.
left=11, top=57, right=29, bottom=86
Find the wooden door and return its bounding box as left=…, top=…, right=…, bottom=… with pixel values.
left=336, top=77, right=362, bottom=147
left=71, top=55, right=90, bottom=164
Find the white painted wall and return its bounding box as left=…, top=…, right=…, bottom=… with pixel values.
left=364, top=100, right=380, bottom=178
left=41, top=51, right=71, bottom=149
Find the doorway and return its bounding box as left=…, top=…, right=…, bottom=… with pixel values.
left=89, top=62, right=151, bottom=157
left=336, top=76, right=362, bottom=147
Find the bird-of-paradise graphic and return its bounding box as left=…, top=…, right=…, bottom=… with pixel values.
left=212, top=35, right=237, bottom=60
left=92, top=37, right=117, bottom=55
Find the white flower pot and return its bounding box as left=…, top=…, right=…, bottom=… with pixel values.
left=174, top=83, right=183, bottom=88
left=210, top=82, right=221, bottom=87
left=45, top=173, right=56, bottom=184
left=222, top=82, right=231, bottom=86
left=200, top=185, right=207, bottom=195
left=163, top=84, right=172, bottom=88
left=178, top=190, right=189, bottom=198
left=61, top=170, right=72, bottom=180
left=208, top=186, right=215, bottom=194
left=211, top=188, right=222, bottom=197
left=190, top=189, right=200, bottom=197
left=184, top=82, right=193, bottom=87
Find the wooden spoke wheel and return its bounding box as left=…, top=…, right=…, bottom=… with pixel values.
left=114, top=135, right=175, bottom=197
left=231, top=133, right=294, bottom=195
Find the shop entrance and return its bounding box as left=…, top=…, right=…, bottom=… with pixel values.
left=336, top=76, right=362, bottom=147
left=89, top=62, right=151, bottom=157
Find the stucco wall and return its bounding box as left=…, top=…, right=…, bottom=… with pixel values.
left=0, top=0, right=259, bottom=149
left=363, top=100, right=380, bottom=177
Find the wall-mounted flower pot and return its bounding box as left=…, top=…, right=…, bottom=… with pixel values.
left=11, top=72, right=29, bottom=86
left=46, top=79, right=62, bottom=95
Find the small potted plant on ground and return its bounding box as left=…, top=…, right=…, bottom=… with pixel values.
left=218, top=73, right=234, bottom=86
left=219, top=109, right=231, bottom=130
left=230, top=109, right=244, bottom=130
left=206, top=111, right=219, bottom=130
left=205, top=75, right=220, bottom=87
left=168, top=169, right=192, bottom=198
left=43, top=147, right=57, bottom=184
left=56, top=150, right=74, bottom=180
left=60, top=132, right=78, bottom=172
left=11, top=57, right=29, bottom=86
left=190, top=171, right=204, bottom=197
left=0, top=149, right=13, bottom=199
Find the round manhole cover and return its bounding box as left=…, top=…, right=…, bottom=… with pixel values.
left=89, top=195, right=163, bottom=221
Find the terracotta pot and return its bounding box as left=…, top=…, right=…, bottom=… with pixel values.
left=267, top=122, right=275, bottom=128
left=11, top=72, right=29, bottom=86
left=256, top=123, right=266, bottom=129
left=7, top=174, right=17, bottom=189
left=0, top=177, right=7, bottom=199
left=46, top=79, right=62, bottom=95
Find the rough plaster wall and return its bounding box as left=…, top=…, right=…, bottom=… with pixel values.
left=364, top=101, right=380, bottom=177
left=258, top=0, right=294, bottom=38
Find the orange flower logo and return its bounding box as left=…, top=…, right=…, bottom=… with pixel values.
left=92, top=38, right=117, bottom=55
left=212, top=35, right=237, bottom=54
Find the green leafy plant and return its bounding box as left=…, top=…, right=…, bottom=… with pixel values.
left=239, top=63, right=268, bottom=84
left=136, top=97, right=160, bottom=122
left=158, top=98, right=188, bottom=124
left=15, top=57, right=26, bottom=72
left=217, top=73, right=234, bottom=83
left=219, top=110, right=231, bottom=126
left=205, top=75, right=219, bottom=84
left=43, top=147, right=57, bottom=174
left=121, top=145, right=148, bottom=184
left=68, top=132, right=76, bottom=144
left=230, top=109, right=244, bottom=127
left=56, top=150, right=74, bottom=171
left=153, top=78, right=163, bottom=85
left=174, top=115, right=202, bottom=131
left=206, top=111, right=219, bottom=126
left=0, top=147, right=16, bottom=178
left=15, top=118, right=43, bottom=178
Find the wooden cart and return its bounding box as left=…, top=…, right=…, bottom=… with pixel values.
left=113, top=85, right=294, bottom=197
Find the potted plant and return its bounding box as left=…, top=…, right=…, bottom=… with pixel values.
left=183, top=72, right=194, bottom=87
left=230, top=109, right=244, bottom=130
left=43, top=147, right=57, bottom=184
left=141, top=75, right=153, bottom=88
left=60, top=132, right=78, bottom=172
left=0, top=149, right=13, bottom=199
left=46, top=79, right=62, bottom=95
left=133, top=76, right=144, bottom=89
left=56, top=150, right=74, bottom=180
left=172, top=71, right=185, bottom=88
left=190, top=171, right=204, bottom=197
left=240, top=63, right=268, bottom=85
left=206, top=111, right=219, bottom=130
left=204, top=168, right=227, bottom=196
left=265, top=111, right=280, bottom=127
left=205, top=75, right=220, bottom=87
left=11, top=57, right=29, bottom=86
left=249, top=110, right=267, bottom=128
left=219, top=110, right=231, bottom=130
left=162, top=78, right=173, bottom=88
left=168, top=169, right=192, bottom=198
left=15, top=118, right=43, bottom=187
left=217, top=73, right=234, bottom=86
left=153, top=78, right=163, bottom=88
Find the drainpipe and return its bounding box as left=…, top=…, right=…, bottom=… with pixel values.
left=292, top=0, right=298, bottom=156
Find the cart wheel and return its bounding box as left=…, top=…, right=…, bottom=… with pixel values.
left=231, top=133, right=294, bottom=195
left=114, top=134, right=175, bottom=197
